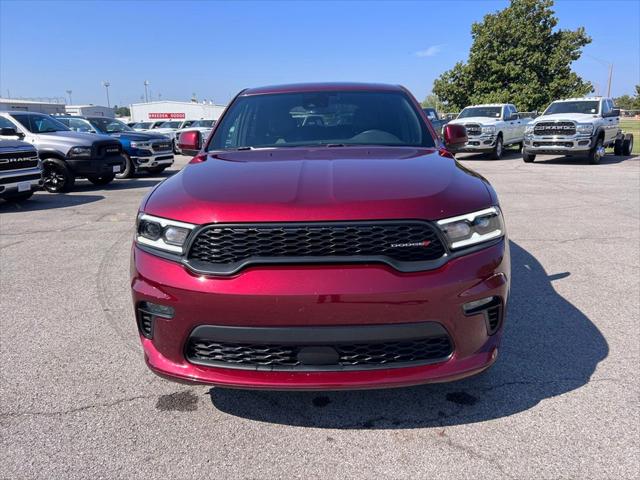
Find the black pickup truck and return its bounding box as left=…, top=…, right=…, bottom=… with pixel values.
left=0, top=136, right=42, bottom=203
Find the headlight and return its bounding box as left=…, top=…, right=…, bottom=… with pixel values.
left=437, top=206, right=505, bottom=250
left=135, top=213, right=196, bottom=253
left=131, top=141, right=152, bottom=149
left=576, top=123, right=593, bottom=134
left=524, top=125, right=534, bottom=134
left=481, top=126, right=496, bottom=134
left=68, top=146, right=92, bottom=158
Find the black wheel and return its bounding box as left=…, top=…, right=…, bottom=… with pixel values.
left=522, top=151, right=536, bottom=163
left=622, top=133, right=634, bottom=156
left=116, top=153, right=134, bottom=179
left=588, top=136, right=605, bottom=164
left=42, top=158, right=75, bottom=193
left=3, top=191, right=34, bottom=202
left=87, top=173, right=115, bottom=186
left=172, top=139, right=180, bottom=154
left=489, top=134, right=503, bottom=160
left=146, top=165, right=167, bottom=174
left=614, top=137, right=624, bottom=156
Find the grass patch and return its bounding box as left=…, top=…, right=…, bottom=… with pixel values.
left=619, top=119, right=639, bottom=154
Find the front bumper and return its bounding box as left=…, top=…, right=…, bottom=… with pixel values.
left=130, top=151, right=174, bottom=170
left=450, top=135, right=497, bottom=153
left=0, top=167, right=42, bottom=198
left=523, top=133, right=594, bottom=155
left=130, top=240, right=510, bottom=390
left=66, top=155, right=126, bottom=176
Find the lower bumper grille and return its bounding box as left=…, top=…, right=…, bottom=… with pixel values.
left=185, top=323, right=454, bottom=371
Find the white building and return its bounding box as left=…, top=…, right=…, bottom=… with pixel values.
left=129, top=100, right=226, bottom=122
left=65, top=104, right=114, bottom=117
left=0, top=98, right=66, bottom=115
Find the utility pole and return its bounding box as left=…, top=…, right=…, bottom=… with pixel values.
left=144, top=80, right=150, bottom=103
left=606, top=64, right=613, bottom=97
left=66, top=90, right=73, bottom=104
left=102, top=81, right=111, bottom=107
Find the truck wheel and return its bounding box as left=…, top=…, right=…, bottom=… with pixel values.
left=614, top=137, right=624, bottom=156
left=87, top=173, right=115, bottom=186
left=516, top=142, right=523, bottom=153
left=42, top=158, right=75, bottom=193
left=622, top=134, right=634, bottom=156
left=4, top=191, right=34, bottom=202
left=522, top=151, right=536, bottom=163
left=116, top=153, right=134, bottom=179
left=588, top=136, right=605, bottom=164
left=489, top=135, right=503, bottom=160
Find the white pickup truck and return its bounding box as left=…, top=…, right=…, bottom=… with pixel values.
left=522, top=97, right=634, bottom=164
left=447, top=103, right=531, bottom=159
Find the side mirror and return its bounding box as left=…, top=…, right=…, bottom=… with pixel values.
left=0, top=127, right=19, bottom=137
left=443, top=124, right=467, bottom=149
left=610, top=109, right=620, bottom=117
left=178, top=130, right=201, bottom=156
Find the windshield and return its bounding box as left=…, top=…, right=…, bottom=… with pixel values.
left=544, top=101, right=600, bottom=115
left=208, top=91, right=433, bottom=150
left=457, top=106, right=502, bottom=119
left=190, top=120, right=215, bottom=128
left=89, top=118, right=133, bottom=133
left=12, top=114, right=70, bottom=133
left=133, top=122, right=152, bottom=129
left=159, top=121, right=182, bottom=128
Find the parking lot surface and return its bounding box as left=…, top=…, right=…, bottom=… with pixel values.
left=1, top=151, right=638, bottom=479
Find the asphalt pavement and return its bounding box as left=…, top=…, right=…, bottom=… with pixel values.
left=1, top=150, right=638, bottom=479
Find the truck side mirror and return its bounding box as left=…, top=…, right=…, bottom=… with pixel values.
left=0, top=127, right=19, bottom=137
left=610, top=108, right=620, bottom=117
left=178, top=130, right=201, bottom=156
left=443, top=124, right=467, bottom=149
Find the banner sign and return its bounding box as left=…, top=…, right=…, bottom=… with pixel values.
left=148, top=112, right=186, bottom=119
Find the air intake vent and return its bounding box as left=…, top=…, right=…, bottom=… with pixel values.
left=137, top=309, right=154, bottom=339
left=486, top=305, right=502, bottom=334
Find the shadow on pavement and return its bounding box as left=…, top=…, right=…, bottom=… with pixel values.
left=72, top=178, right=167, bottom=192
left=209, top=241, right=608, bottom=429
left=0, top=192, right=104, bottom=213
left=532, top=153, right=638, bottom=165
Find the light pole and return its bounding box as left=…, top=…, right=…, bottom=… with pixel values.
left=144, top=80, right=150, bottom=103
left=102, top=81, right=111, bottom=107
left=65, top=90, right=73, bottom=104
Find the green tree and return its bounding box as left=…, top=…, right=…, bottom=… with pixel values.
left=114, top=105, right=131, bottom=117
left=433, top=0, right=592, bottom=112
left=614, top=85, right=640, bottom=110
left=421, top=94, right=441, bottom=110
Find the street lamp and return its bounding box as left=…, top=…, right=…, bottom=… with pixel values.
left=65, top=90, right=73, bottom=104
left=102, top=81, right=111, bottom=107
left=144, top=80, right=150, bottom=103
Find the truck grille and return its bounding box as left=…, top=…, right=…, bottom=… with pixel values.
left=533, top=121, right=576, bottom=136
left=0, top=150, right=39, bottom=172
left=186, top=336, right=453, bottom=371
left=464, top=123, right=481, bottom=136
left=94, top=141, right=122, bottom=157
left=186, top=221, right=447, bottom=274
left=152, top=141, right=172, bottom=152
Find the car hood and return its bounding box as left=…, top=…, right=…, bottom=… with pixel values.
left=449, top=117, right=501, bottom=126
left=144, top=147, right=493, bottom=224
left=0, top=139, right=37, bottom=151
left=38, top=130, right=117, bottom=146
left=110, top=132, right=169, bottom=141
left=533, top=113, right=598, bottom=123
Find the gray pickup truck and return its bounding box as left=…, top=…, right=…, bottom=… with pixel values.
left=0, top=136, right=42, bottom=203
left=0, top=112, right=125, bottom=192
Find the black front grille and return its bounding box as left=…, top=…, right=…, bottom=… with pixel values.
left=465, top=123, right=481, bottom=136
left=152, top=141, right=172, bottom=152
left=0, top=150, right=39, bottom=172
left=186, top=336, right=453, bottom=371
left=94, top=141, right=122, bottom=157
left=533, top=121, right=576, bottom=136
left=533, top=141, right=573, bottom=148
left=0, top=173, right=40, bottom=185
left=187, top=221, right=446, bottom=274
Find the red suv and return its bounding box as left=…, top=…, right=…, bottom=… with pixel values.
left=131, top=83, right=510, bottom=390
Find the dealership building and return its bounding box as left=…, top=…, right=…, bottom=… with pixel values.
left=0, top=98, right=66, bottom=115
left=129, top=100, right=226, bottom=122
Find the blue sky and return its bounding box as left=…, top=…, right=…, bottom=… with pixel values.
left=1, top=0, right=638, bottom=107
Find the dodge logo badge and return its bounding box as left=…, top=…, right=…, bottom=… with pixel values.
left=390, top=240, right=431, bottom=248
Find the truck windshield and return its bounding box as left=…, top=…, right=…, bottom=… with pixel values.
left=160, top=121, right=182, bottom=128
left=544, top=101, right=600, bottom=115
left=12, top=114, right=70, bottom=133
left=89, top=118, right=132, bottom=133
left=457, top=107, right=502, bottom=119
left=134, top=122, right=152, bottom=129
left=190, top=120, right=215, bottom=128
left=208, top=91, right=434, bottom=150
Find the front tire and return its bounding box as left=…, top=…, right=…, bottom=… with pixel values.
left=622, top=134, right=634, bottom=156
left=87, top=173, right=115, bottom=186
left=116, top=153, right=134, bottom=179
left=489, top=134, right=503, bottom=160
left=588, top=136, right=605, bottom=164
left=522, top=151, right=536, bottom=163
left=42, top=158, right=75, bottom=193
left=614, top=137, right=624, bottom=156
